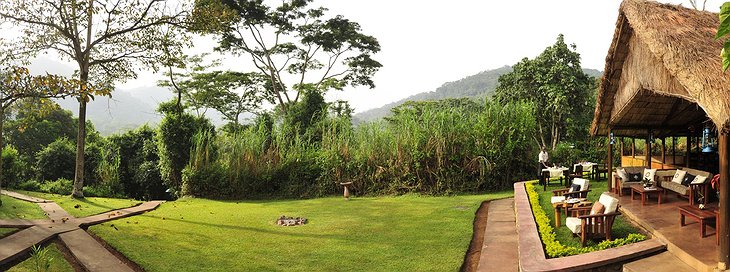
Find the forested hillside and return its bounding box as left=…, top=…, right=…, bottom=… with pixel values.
left=354, top=66, right=602, bottom=122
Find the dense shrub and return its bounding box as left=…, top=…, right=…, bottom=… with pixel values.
left=96, top=125, right=167, bottom=200
left=35, top=138, right=75, bottom=181
left=157, top=113, right=215, bottom=195
left=1, top=145, right=22, bottom=188
left=16, top=180, right=41, bottom=191
left=40, top=178, right=73, bottom=195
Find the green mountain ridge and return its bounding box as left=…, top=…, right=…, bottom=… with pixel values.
left=354, top=66, right=602, bottom=122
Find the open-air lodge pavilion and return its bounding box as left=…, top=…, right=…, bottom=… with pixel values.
left=591, top=0, right=730, bottom=270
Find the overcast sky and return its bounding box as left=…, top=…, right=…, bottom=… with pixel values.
left=14, top=0, right=727, bottom=113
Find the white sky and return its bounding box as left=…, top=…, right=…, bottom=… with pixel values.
left=13, top=0, right=728, bottom=113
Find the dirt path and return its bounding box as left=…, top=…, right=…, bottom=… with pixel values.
left=461, top=201, right=490, bottom=272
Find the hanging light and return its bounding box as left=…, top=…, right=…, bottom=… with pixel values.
left=648, top=129, right=654, bottom=144
left=702, top=125, right=716, bottom=153
left=609, top=132, right=615, bottom=145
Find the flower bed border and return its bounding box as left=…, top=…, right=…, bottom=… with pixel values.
left=513, top=182, right=665, bottom=271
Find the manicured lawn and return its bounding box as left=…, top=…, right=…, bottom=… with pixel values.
left=0, top=195, right=47, bottom=238
left=89, top=192, right=512, bottom=271
left=7, top=243, right=74, bottom=272
left=0, top=195, right=47, bottom=220
left=537, top=179, right=642, bottom=248
left=17, top=191, right=141, bottom=217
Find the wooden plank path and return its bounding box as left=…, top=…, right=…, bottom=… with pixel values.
left=1, top=190, right=50, bottom=203
left=0, top=190, right=162, bottom=271
left=59, top=229, right=135, bottom=272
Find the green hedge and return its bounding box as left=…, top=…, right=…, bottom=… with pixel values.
left=524, top=182, right=646, bottom=257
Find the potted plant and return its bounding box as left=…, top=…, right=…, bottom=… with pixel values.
left=642, top=177, right=653, bottom=188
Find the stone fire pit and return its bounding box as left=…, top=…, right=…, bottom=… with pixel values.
left=276, top=215, right=308, bottom=226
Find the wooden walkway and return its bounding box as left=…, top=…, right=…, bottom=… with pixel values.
left=0, top=190, right=162, bottom=271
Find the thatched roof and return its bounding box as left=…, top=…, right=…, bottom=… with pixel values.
left=591, top=0, right=730, bottom=138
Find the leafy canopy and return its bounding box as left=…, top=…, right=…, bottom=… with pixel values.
left=494, top=34, right=596, bottom=149
left=192, top=0, right=381, bottom=112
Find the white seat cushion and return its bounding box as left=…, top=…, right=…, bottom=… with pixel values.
left=551, top=196, right=566, bottom=204
left=573, top=178, right=590, bottom=191
left=672, top=170, right=687, bottom=184
left=643, top=168, right=657, bottom=183
left=598, top=193, right=619, bottom=214
left=565, top=217, right=582, bottom=234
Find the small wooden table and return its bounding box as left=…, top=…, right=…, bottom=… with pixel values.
left=630, top=185, right=664, bottom=206
left=678, top=205, right=717, bottom=239
left=551, top=199, right=589, bottom=227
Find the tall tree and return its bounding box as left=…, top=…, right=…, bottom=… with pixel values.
left=192, top=0, right=381, bottom=114
left=494, top=34, right=596, bottom=150
left=159, top=55, right=274, bottom=123
left=0, top=0, right=189, bottom=197
left=0, top=66, right=96, bottom=206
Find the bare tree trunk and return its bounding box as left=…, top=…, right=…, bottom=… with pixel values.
left=73, top=0, right=92, bottom=198
left=0, top=106, right=4, bottom=206
left=72, top=97, right=87, bottom=198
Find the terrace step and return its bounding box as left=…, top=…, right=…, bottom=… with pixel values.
left=623, top=251, right=695, bottom=272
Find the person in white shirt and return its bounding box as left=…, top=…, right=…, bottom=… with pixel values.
left=537, top=146, right=549, bottom=183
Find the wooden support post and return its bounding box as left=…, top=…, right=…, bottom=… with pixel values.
left=620, top=137, right=624, bottom=157
left=661, top=138, right=666, bottom=165
left=646, top=134, right=652, bottom=168
left=687, top=136, right=691, bottom=167
left=608, top=127, right=613, bottom=192
left=718, top=132, right=729, bottom=269
left=632, top=138, right=636, bottom=158
left=672, top=137, right=676, bottom=166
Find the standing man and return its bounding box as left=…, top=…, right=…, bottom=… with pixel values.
left=538, top=146, right=549, bottom=185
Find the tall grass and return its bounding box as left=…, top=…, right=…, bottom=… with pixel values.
left=183, top=100, right=537, bottom=198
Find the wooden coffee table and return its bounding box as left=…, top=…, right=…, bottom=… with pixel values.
left=551, top=199, right=589, bottom=227
left=630, top=185, right=664, bottom=206
left=679, top=205, right=717, bottom=238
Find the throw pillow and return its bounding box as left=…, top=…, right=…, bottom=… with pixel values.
left=590, top=202, right=605, bottom=215
left=691, top=175, right=708, bottom=185
left=672, top=170, right=687, bottom=184
left=628, top=173, right=642, bottom=182
left=643, top=168, right=657, bottom=183
left=617, top=168, right=629, bottom=182
left=682, top=173, right=696, bottom=186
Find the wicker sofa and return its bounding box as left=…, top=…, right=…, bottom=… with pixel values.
left=612, top=166, right=647, bottom=196
left=657, top=168, right=712, bottom=198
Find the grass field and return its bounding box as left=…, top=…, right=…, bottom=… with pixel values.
left=87, top=192, right=512, bottom=271
left=537, top=179, right=642, bottom=248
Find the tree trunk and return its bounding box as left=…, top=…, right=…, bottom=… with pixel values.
left=0, top=106, right=4, bottom=206
left=72, top=69, right=89, bottom=198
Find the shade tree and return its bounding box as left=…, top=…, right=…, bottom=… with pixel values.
left=0, top=0, right=190, bottom=197
left=192, top=0, right=382, bottom=114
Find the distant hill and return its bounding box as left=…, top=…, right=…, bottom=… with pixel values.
left=354, top=66, right=603, bottom=122
left=55, top=87, right=171, bottom=136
